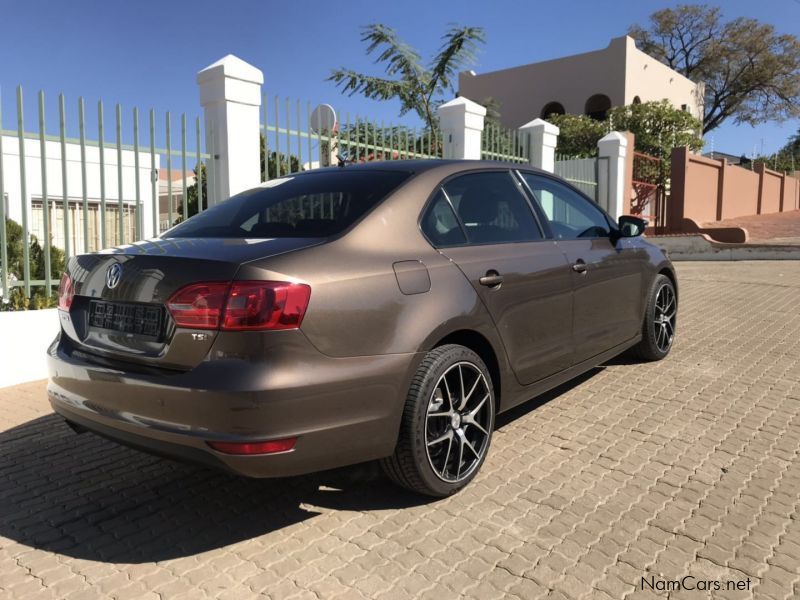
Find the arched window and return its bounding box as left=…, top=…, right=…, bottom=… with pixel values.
left=585, top=94, right=612, bottom=120
left=540, top=101, right=565, bottom=119
left=632, top=96, right=642, bottom=104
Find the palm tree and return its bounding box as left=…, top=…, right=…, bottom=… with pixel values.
left=328, top=24, right=485, bottom=145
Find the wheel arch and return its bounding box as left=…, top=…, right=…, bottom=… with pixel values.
left=431, top=329, right=503, bottom=404
left=657, top=265, right=678, bottom=301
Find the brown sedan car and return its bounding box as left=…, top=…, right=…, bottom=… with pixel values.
left=48, top=160, right=677, bottom=497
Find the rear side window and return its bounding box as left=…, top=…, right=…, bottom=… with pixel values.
left=164, top=170, right=412, bottom=239
left=442, top=172, right=542, bottom=244
left=421, top=190, right=467, bottom=247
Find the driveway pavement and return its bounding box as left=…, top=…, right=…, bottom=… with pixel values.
left=702, top=210, right=800, bottom=244
left=1, top=261, right=799, bottom=600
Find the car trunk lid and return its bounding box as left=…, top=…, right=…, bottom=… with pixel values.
left=60, top=237, right=320, bottom=370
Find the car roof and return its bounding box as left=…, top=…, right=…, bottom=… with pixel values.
left=294, top=159, right=550, bottom=177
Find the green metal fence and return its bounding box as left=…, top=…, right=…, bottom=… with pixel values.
left=260, top=93, right=441, bottom=180
left=480, top=123, right=529, bottom=163
left=0, top=85, right=210, bottom=302
left=3, top=88, right=494, bottom=305
left=554, top=154, right=600, bottom=200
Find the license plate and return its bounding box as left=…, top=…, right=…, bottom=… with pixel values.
left=89, top=300, right=163, bottom=338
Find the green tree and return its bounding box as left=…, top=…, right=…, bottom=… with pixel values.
left=548, top=100, right=704, bottom=182
left=262, top=150, right=300, bottom=179
left=473, top=97, right=528, bottom=161
left=628, top=5, right=800, bottom=133
left=334, top=120, right=440, bottom=160
left=183, top=163, right=207, bottom=218
left=2, top=218, right=65, bottom=310
left=609, top=100, right=704, bottom=158
left=546, top=114, right=608, bottom=158
left=181, top=135, right=301, bottom=222
left=479, top=97, right=503, bottom=126
left=753, top=128, right=800, bottom=174
left=3, top=218, right=25, bottom=280
left=784, top=129, right=800, bottom=161
left=328, top=24, right=485, bottom=144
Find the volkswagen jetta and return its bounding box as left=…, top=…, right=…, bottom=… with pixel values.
left=48, top=160, right=677, bottom=497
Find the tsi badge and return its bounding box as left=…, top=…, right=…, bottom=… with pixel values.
left=105, top=263, right=123, bottom=290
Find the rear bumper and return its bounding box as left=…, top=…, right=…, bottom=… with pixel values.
left=47, top=332, right=422, bottom=477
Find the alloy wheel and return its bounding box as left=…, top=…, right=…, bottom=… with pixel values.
left=653, top=283, right=676, bottom=353
left=425, top=361, right=493, bottom=483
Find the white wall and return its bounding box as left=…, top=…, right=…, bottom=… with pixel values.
left=1, top=135, right=160, bottom=245
left=0, top=309, right=58, bottom=387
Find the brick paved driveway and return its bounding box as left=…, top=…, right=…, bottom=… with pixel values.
left=701, top=209, right=800, bottom=244
left=1, top=261, right=799, bottom=600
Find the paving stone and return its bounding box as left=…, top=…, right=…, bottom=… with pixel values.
left=1, top=262, right=799, bottom=598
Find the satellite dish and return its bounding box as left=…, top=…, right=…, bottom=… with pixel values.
left=310, top=104, right=338, bottom=134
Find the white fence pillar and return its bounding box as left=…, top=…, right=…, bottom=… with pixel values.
left=437, top=98, right=486, bottom=160
left=597, top=131, right=629, bottom=220
left=197, top=55, right=263, bottom=205
left=518, top=118, right=559, bottom=173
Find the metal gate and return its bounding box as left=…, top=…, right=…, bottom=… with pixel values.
left=554, top=155, right=611, bottom=213
left=630, top=152, right=666, bottom=233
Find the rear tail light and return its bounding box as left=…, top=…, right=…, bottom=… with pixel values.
left=223, top=281, right=311, bottom=330
left=58, top=273, right=74, bottom=311
left=166, top=283, right=229, bottom=330
left=166, top=281, right=311, bottom=331
left=207, top=437, right=297, bottom=455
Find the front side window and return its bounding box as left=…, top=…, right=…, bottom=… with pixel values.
left=164, top=170, right=412, bottom=239
left=441, top=171, right=542, bottom=245
left=520, top=174, right=611, bottom=240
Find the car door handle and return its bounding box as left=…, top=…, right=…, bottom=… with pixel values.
left=479, top=272, right=504, bottom=287
left=572, top=259, right=587, bottom=274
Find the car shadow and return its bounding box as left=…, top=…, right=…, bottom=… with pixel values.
left=496, top=367, right=604, bottom=429
left=600, top=353, right=642, bottom=367
left=0, top=368, right=603, bottom=563
left=0, top=414, right=424, bottom=563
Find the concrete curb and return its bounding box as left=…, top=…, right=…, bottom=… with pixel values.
left=649, top=234, right=800, bottom=261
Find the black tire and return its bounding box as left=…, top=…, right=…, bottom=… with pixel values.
left=629, top=274, right=677, bottom=361
left=381, top=344, right=495, bottom=497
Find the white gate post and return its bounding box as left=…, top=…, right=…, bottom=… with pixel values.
left=518, top=119, right=559, bottom=173
left=597, top=131, right=629, bottom=220
left=437, top=98, right=486, bottom=160
left=197, top=55, right=263, bottom=205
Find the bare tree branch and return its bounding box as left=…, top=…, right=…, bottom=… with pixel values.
left=628, top=5, right=799, bottom=133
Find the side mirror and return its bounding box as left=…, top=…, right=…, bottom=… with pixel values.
left=617, top=215, right=648, bottom=238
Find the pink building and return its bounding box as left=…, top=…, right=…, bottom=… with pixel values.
left=458, top=36, right=704, bottom=128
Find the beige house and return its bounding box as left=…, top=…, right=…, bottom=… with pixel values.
left=458, top=36, right=704, bottom=128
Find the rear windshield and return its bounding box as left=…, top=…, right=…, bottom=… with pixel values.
left=163, top=170, right=412, bottom=239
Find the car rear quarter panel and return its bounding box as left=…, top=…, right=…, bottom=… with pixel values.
left=237, top=167, right=501, bottom=360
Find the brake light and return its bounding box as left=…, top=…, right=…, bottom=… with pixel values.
left=166, top=282, right=229, bottom=329
left=223, top=281, right=311, bottom=330
left=57, top=273, right=74, bottom=311
left=207, top=437, right=297, bottom=455
left=166, top=281, right=311, bottom=331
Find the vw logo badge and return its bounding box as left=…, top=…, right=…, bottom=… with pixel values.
left=106, top=263, right=123, bottom=290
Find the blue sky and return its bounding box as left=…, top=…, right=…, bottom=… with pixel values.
left=0, top=0, right=797, bottom=156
